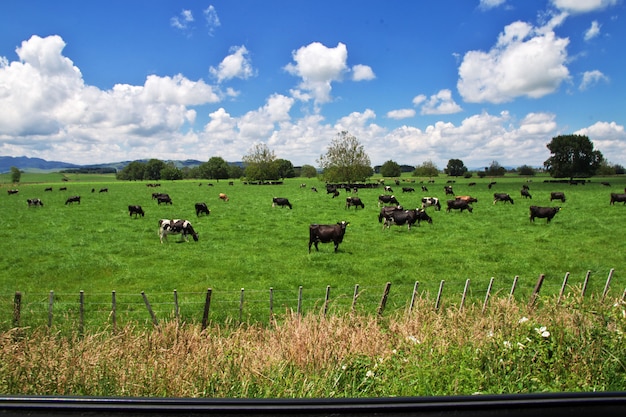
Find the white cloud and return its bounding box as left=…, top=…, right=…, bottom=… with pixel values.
left=387, top=109, right=416, bottom=120
left=479, top=0, right=507, bottom=10
left=579, top=70, right=609, bottom=90
left=171, top=9, right=194, bottom=30
left=204, top=5, right=221, bottom=35
left=352, top=64, right=375, bottom=81
left=575, top=121, right=626, bottom=160
left=412, top=94, right=427, bottom=106
left=584, top=20, right=601, bottom=41
left=458, top=19, right=570, bottom=103
left=551, top=0, right=619, bottom=13
left=419, top=89, right=463, bottom=115
left=210, top=45, right=255, bottom=83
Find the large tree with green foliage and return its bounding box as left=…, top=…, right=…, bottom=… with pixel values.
left=318, top=131, right=373, bottom=183
left=199, top=157, right=230, bottom=180
left=413, top=160, right=439, bottom=177
left=243, top=143, right=279, bottom=181
left=144, top=159, right=166, bottom=181
left=299, top=164, right=318, bottom=178
left=544, top=134, right=604, bottom=179
left=116, top=161, right=147, bottom=181
left=486, top=160, right=506, bottom=177
left=380, top=160, right=402, bottom=177
left=10, top=166, right=21, bottom=183
left=444, top=159, right=467, bottom=177
left=274, top=158, right=295, bottom=179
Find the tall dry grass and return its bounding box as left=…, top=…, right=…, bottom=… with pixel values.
left=1, top=296, right=625, bottom=397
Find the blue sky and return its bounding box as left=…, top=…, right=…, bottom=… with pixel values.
left=1, top=0, right=625, bottom=169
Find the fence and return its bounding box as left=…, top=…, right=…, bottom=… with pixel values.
left=2, top=269, right=623, bottom=333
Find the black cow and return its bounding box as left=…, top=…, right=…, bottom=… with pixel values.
left=493, top=193, right=514, bottom=204
left=65, top=196, right=80, bottom=205
left=378, top=195, right=400, bottom=207
left=128, top=205, right=144, bottom=217
left=7, top=189, right=18, bottom=195
left=378, top=205, right=404, bottom=223
left=27, top=198, right=43, bottom=207
left=550, top=192, right=566, bottom=202
left=44, top=187, right=53, bottom=191
left=158, top=219, right=199, bottom=243
left=610, top=193, right=626, bottom=205
left=444, top=185, right=454, bottom=195
left=195, top=202, right=210, bottom=216
left=99, top=188, right=108, bottom=193
left=402, top=187, right=415, bottom=193
left=421, top=197, right=441, bottom=211
left=309, top=221, right=349, bottom=253
left=529, top=206, right=560, bottom=223
left=447, top=199, right=473, bottom=213
left=157, top=195, right=172, bottom=205
left=345, top=196, right=364, bottom=209
left=382, top=209, right=430, bottom=231
left=521, top=189, right=532, bottom=199
left=272, top=197, right=292, bottom=209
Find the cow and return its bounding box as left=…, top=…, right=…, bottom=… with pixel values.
left=382, top=209, right=430, bottom=231
left=65, top=196, right=80, bottom=205
left=195, top=202, right=210, bottom=216
left=158, top=219, right=199, bottom=243
left=421, top=197, right=441, bottom=211
left=331, top=189, right=340, bottom=198
left=402, top=187, right=415, bottom=193
left=378, top=195, right=400, bottom=207
left=550, top=192, right=566, bottom=202
left=152, top=192, right=168, bottom=200
left=27, top=198, right=43, bottom=207
left=447, top=199, right=473, bottom=213
left=378, top=205, right=404, bottom=223
left=384, top=186, right=393, bottom=193
left=99, top=188, right=108, bottom=193
left=444, top=185, right=454, bottom=195
left=610, top=193, right=626, bottom=205
left=128, top=205, right=144, bottom=217
left=521, top=189, right=532, bottom=199
left=272, top=197, right=293, bottom=209
left=157, top=195, right=172, bottom=205
left=308, top=221, right=349, bottom=253
left=44, top=187, right=53, bottom=192
left=488, top=181, right=497, bottom=189
left=529, top=206, right=561, bottom=223
left=493, top=193, right=514, bottom=204
left=455, top=195, right=478, bottom=204
left=345, top=196, right=364, bottom=209
left=219, top=193, right=229, bottom=202
left=59, top=187, right=67, bottom=191
left=421, top=186, right=429, bottom=192
left=7, top=189, right=18, bottom=195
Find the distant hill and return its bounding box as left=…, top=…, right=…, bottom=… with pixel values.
left=0, top=156, right=207, bottom=173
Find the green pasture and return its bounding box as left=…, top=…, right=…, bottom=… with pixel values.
left=0, top=173, right=624, bottom=329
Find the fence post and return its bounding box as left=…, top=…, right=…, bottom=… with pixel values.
left=201, top=288, right=212, bottom=330
left=47, top=290, right=54, bottom=328
left=601, top=269, right=614, bottom=302
left=529, top=274, right=545, bottom=307
left=435, top=280, right=445, bottom=311
left=269, top=287, right=274, bottom=322
left=141, top=291, right=159, bottom=327
left=508, top=276, right=519, bottom=303
left=239, top=288, right=245, bottom=324
left=482, top=278, right=494, bottom=314
left=79, top=290, right=85, bottom=336
left=581, top=270, right=591, bottom=298
left=323, top=285, right=331, bottom=317
left=111, top=291, right=117, bottom=333
left=460, top=279, right=470, bottom=311
left=13, top=291, right=22, bottom=328
left=297, top=286, right=303, bottom=315
left=351, top=284, right=359, bottom=312
left=557, top=272, right=570, bottom=305
left=409, top=281, right=419, bottom=314
left=173, top=289, right=179, bottom=321
left=377, top=282, right=392, bottom=316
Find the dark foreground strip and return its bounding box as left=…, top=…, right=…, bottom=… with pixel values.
left=0, top=392, right=625, bottom=417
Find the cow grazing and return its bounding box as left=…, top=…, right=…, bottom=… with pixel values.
left=378, top=194, right=400, bottom=207
left=59, top=187, right=67, bottom=191
left=272, top=197, right=293, bottom=209
left=402, top=187, right=415, bottom=193
left=128, top=205, right=144, bottom=217
left=219, top=193, right=229, bottom=202
left=529, top=206, right=561, bottom=223
left=99, top=188, right=108, bottom=193
left=378, top=205, right=404, bottom=223
left=345, top=196, right=364, bottom=209
left=550, top=192, right=566, bottom=202
left=610, top=193, right=626, bottom=205
left=488, top=181, right=497, bottom=189
left=384, top=186, right=393, bottom=193
left=421, top=197, right=441, bottom=211
left=421, top=186, right=429, bottom=192
left=44, top=187, right=53, bottom=192
left=308, top=221, right=349, bottom=253
left=382, top=209, right=430, bottom=231
left=158, top=219, right=199, bottom=243
left=157, top=195, right=172, bottom=205
left=311, top=187, right=318, bottom=192
left=65, top=196, right=80, bottom=205
left=152, top=192, right=168, bottom=200
left=331, top=189, right=340, bottom=198
left=27, top=198, right=43, bottom=207
left=444, top=185, right=454, bottom=195
left=455, top=195, right=478, bottom=204
left=7, top=189, right=18, bottom=195
left=195, top=202, right=210, bottom=216
left=493, top=193, right=514, bottom=204
left=521, top=189, right=532, bottom=199
left=447, top=199, right=473, bottom=213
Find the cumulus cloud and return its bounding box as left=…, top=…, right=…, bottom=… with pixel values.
left=171, top=9, right=194, bottom=30
left=479, top=0, right=507, bottom=10
left=457, top=19, right=570, bottom=103
left=352, top=64, right=375, bottom=81
left=387, top=109, right=416, bottom=120
left=579, top=70, right=609, bottom=90
left=209, top=45, right=255, bottom=83
left=418, top=89, right=463, bottom=115
left=551, top=0, right=619, bottom=13
left=204, top=5, right=221, bottom=35
left=575, top=121, right=626, bottom=160
left=584, top=20, right=601, bottom=40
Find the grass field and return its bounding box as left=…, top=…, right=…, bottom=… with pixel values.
left=0, top=172, right=624, bottom=329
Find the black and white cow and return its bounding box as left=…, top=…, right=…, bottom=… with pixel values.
left=308, top=221, right=349, bottom=253
left=7, top=189, right=18, bottom=195
left=345, top=196, right=364, bottom=209
left=444, top=185, right=454, bottom=195
left=550, top=192, right=566, bottom=202
left=529, top=206, right=560, bottom=223
left=493, top=193, right=514, bottom=204
left=128, top=205, right=144, bottom=217
left=378, top=205, right=403, bottom=223
left=272, top=197, right=293, bottom=209
left=195, top=202, right=210, bottom=216
left=610, top=193, right=626, bottom=205
left=65, top=196, right=80, bottom=205
left=421, top=197, right=441, bottom=211
left=378, top=194, right=400, bottom=207
left=27, top=198, right=43, bottom=207
left=158, top=219, right=199, bottom=243
left=446, top=199, right=473, bottom=213
left=382, top=209, right=429, bottom=231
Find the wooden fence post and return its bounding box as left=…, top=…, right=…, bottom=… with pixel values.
left=581, top=270, right=591, bottom=298
left=239, top=288, right=244, bottom=324
left=141, top=291, right=159, bottom=327
left=47, top=290, right=54, bottom=328
left=508, top=276, right=519, bottom=303
left=601, top=269, right=614, bottom=302
left=482, top=278, right=494, bottom=314
left=529, top=274, right=545, bottom=307
left=409, top=281, right=419, bottom=314
left=435, top=280, right=445, bottom=311
left=111, top=291, right=117, bottom=333
left=460, top=279, right=470, bottom=311
left=351, top=284, right=359, bottom=312
left=173, top=289, right=179, bottom=321
left=13, top=291, right=21, bottom=328
left=201, top=288, right=212, bottom=330
left=323, top=285, right=331, bottom=317
left=377, top=282, right=391, bottom=316
left=557, top=272, right=569, bottom=305
left=269, top=287, right=274, bottom=322
left=297, top=286, right=303, bottom=315
left=79, top=290, right=85, bottom=336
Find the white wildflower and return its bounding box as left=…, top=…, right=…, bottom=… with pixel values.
left=541, top=330, right=550, bottom=338
left=519, top=317, right=529, bottom=324
left=366, top=370, right=375, bottom=378
left=407, top=335, right=420, bottom=344
left=503, top=340, right=512, bottom=349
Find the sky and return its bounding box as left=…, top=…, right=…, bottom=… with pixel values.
left=0, top=0, right=625, bottom=169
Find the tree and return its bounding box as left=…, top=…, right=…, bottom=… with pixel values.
left=544, top=134, right=603, bottom=179
left=116, top=161, right=146, bottom=180
left=517, top=165, right=536, bottom=176
left=444, top=159, right=467, bottom=177
left=145, top=159, right=166, bottom=181
left=10, top=166, right=21, bottom=183
left=413, top=160, right=439, bottom=177
left=486, top=160, right=506, bottom=177
left=199, top=157, right=230, bottom=180
left=227, top=164, right=244, bottom=179
left=243, top=143, right=279, bottom=181
left=318, top=131, right=373, bottom=183
left=380, top=160, right=402, bottom=177
left=299, top=164, right=318, bottom=178
left=274, top=159, right=295, bottom=179
left=160, top=163, right=183, bottom=180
